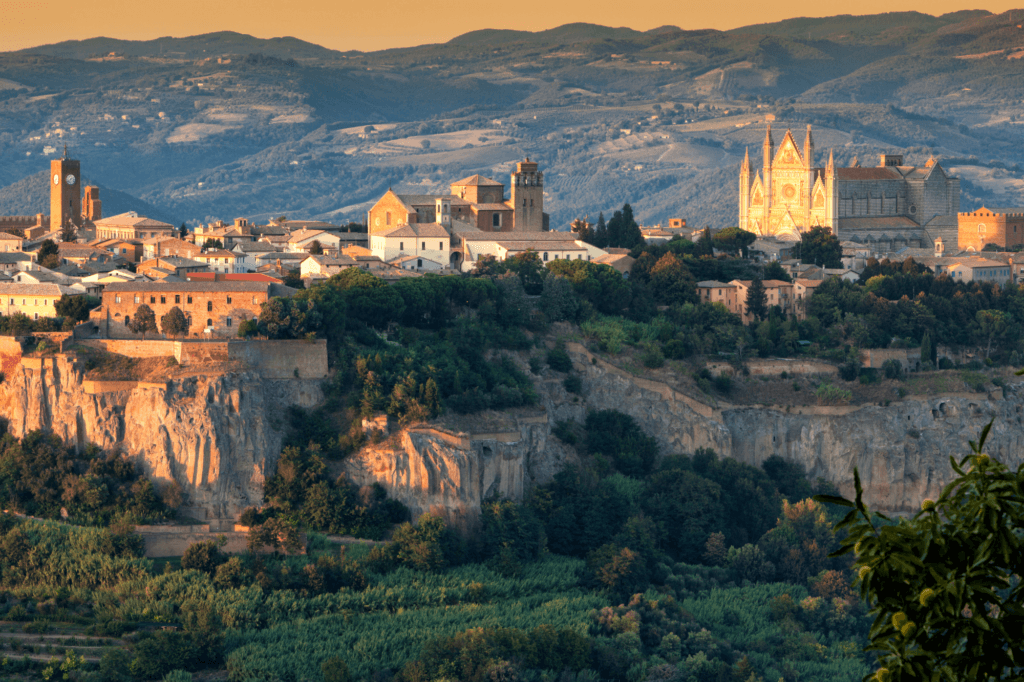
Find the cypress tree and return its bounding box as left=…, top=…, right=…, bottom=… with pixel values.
left=745, top=277, right=768, bottom=323
left=921, top=331, right=935, bottom=367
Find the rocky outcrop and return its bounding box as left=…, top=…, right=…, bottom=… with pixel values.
left=0, top=354, right=322, bottom=521
left=341, top=420, right=579, bottom=527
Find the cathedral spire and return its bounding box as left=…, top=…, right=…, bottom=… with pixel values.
left=803, top=125, right=814, bottom=168
left=741, top=147, right=750, bottom=173
left=826, top=149, right=834, bottom=174
left=763, top=123, right=774, bottom=168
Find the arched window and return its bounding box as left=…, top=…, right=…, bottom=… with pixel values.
left=492, top=213, right=500, bottom=228
left=543, top=252, right=548, bottom=261
left=124, top=315, right=130, bottom=326
left=386, top=211, right=392, bottom=226
left=206, top=318, right=212, bottom=327
left=207, top=301, right=213, bottom=311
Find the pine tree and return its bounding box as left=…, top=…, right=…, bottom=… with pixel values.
left=424, top=378, right=440, bottom=417
left=745, top=277, right=768, bottom=323
left=179, top=223, right=188, bottom=239
left=606, top=210, right=624, bottom=247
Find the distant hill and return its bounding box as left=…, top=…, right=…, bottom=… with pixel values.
left=2, top=11, right=1023, bottom=230
left=15, top=31, right=345, bottom=62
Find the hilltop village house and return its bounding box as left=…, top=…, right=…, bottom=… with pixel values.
left=94, top=281, right=297, bottom=337
left=739, top=125, right=960, bottom=250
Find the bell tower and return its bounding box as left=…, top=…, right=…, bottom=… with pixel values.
left=510, top=158, right=543, bottom=232
left=50, top=145, right=81, bottom=234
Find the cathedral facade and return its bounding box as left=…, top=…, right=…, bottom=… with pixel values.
left=739, top=125, right=960, bottom=250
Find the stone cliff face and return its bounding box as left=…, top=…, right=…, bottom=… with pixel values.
left=556, top=344, right=1024, bottom=514
left=3, top=345, right=1021, bottom=525
left=0, top=355, right=322, bottom=521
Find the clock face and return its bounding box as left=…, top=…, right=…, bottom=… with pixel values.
left=52, top=174, right=60, bottom=185
left=65, top=174, right=76, bottom=186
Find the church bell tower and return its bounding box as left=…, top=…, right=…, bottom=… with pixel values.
left=511, top=158, right=543, bottom=232
left=50, top=145, right=81, bottom=234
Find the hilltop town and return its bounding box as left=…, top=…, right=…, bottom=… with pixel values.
left=1, top=14, right=1024, bottom=682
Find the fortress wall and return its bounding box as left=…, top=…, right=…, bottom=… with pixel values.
left=174, top=341, right=230, bottom=364
left=228, top=339, right=328, bottom=379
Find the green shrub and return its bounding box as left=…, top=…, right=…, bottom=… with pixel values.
left=546, top=346, right=573, bottom=372
left=814, top=383, right=852, bottom=406
left=641, top=344, right=665, bottom=368
left=882, top=358, right=903, bottom=380
left=714, top=372, right=732, bottom=393
left=563, top=374, right=582, bottom=394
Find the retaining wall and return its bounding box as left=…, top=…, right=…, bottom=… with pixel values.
left=78, top=339, right=175, bottom=357
left=707, top=359, right=839, bottom=377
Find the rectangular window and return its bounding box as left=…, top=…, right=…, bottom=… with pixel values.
left=440, top=242, right=443, bottom=250
left=227, top=295, right=232, bottom=304
left=226, top=317, right=232, bottom=327
left=422, top=241, right=426, bottom=250
left=115, top=296, right=121, bottom=304
left=175, top=295, right=180, bottom=304
left=400, top=242, right=404, bottom=251
left=187, top=295, right=193, bottom=304
left=252, top=297, right=257, bottom=304
left=160, top=296, right=166, bottom=304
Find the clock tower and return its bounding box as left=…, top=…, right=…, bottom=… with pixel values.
left=50, top=146, right=81, bottom=234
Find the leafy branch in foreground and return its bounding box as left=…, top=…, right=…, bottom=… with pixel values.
left=814, top=421, right=1024, bottom=682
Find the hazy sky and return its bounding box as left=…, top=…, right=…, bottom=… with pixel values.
left=3, top=0, right=1018, bottom=53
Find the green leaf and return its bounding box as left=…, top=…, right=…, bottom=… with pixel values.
left=812, top=494, right=855, bottom=507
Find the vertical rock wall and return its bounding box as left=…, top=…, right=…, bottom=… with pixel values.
left=0, top=355, right=322, bottom=520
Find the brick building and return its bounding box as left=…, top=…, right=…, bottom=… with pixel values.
left=96, top=281, right=296, bottom=337
left=957, top=207, right=1024, bottom=252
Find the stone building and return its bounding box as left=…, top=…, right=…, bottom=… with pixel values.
left=957, top=207, right=1024, bottom=252
left=94, top=212, right=176, bottom=241
left=739, top=124, right=960, bottom=250
left=367, top=159, right=548, bottom=253
left=96, top=281, right=296, bottom=337
left=0, top=282, right=86, bottom=319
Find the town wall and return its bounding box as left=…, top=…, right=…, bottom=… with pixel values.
left=71, top=338, right=327, bottom=377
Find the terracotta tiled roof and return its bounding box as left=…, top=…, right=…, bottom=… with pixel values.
left=451, top=174, right=502, bottom=186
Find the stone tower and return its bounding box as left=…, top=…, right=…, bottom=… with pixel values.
left=50, top=147, right=81, bottom=234
left=510, top=158, right=543, bottom=232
